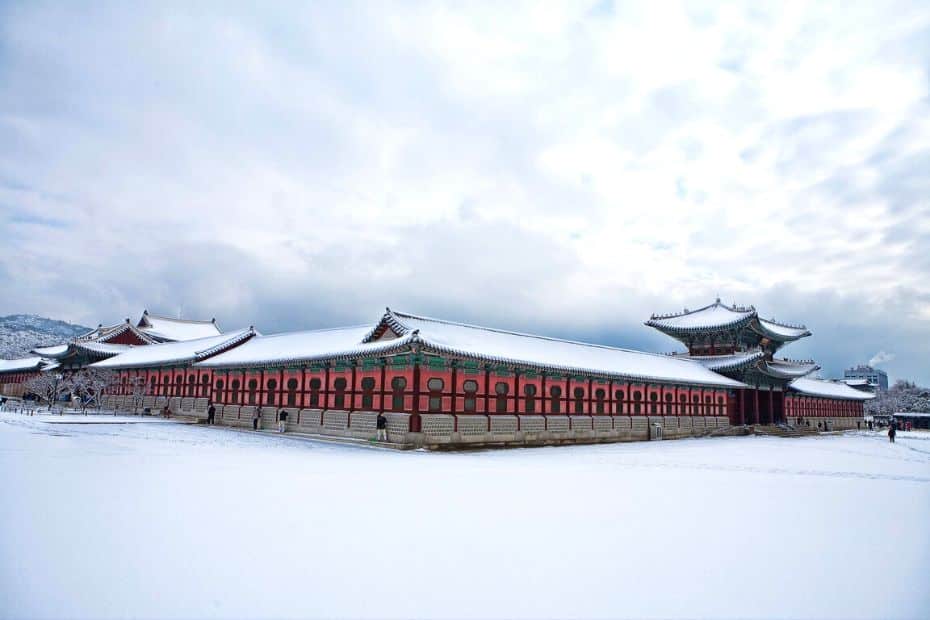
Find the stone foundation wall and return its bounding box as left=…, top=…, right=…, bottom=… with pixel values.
left=93, top=397, right=866, bottom=448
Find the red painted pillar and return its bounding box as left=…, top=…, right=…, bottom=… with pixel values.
left=411, top=357, right=421, bottom=432
left=350, top=362, right=357, bottom=412
left=378, top=361, right=386, bottom=414
left=450, top=363, right=458, bottom=416
left=740, top=389, right=746, bottom=425
left=539, top=373, right=549, bottom=415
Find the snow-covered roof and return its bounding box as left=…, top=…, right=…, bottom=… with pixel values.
left=842, top=378, right=870, bottom=387
left=647, top=299, right=810, bottom=344
left=137, top=311, right=222, bottom=342
left=688, top=350, right=765, bottom=372
left=763, top=359, right=820, bottom=379
left=31, top=344, right=69, bottom=357
left=757, top=318, right=811, bottom=340
left=0, top=356, right=45, bottom=374
left=92, top=328, right=256, bottom=369
left=196, top=325, right=412, bottom=369
left=74, top=341, right=134, bottom=356
left=76, top=321, right=159, bottom=345
left=646, top=300, right=755, bottom=333
left=789, top=377, right=875, bottom=400
left=371, top=310, right=745, bottom=388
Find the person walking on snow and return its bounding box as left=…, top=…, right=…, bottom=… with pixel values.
left=376, top=412, right=388, bottom=441
left=278, top=409, right=288, bottom=433
left=889, top=422, right=896, bottom=443
left=162, top=404, right=171, bottom=419
left=207, top=402, right=216, bottom=425
left=253, top=405, right=262, bottom=431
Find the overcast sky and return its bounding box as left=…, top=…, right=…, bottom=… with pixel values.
left=1, top=1, right=928, bottom=383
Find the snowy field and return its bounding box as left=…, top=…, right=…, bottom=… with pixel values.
left=1, top=412, right=928, bottom=620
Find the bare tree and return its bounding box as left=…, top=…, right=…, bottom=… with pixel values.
left=127, top=376, right=147, bottom=414
left=70, top=368, right=119, bottom=414
left=23, top=373, right=73, bottom=413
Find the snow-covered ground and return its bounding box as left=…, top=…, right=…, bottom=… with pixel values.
left=1, top=412, right=928, bottom=619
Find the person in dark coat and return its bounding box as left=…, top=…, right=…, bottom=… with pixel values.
left=278, top=409, right=288, bottom=433
left=888, top=423, right=896, bottom=443
left=207, top=402, right=216, bottom=425
left=376, top=412, right=387, bottom=441
left=253, top=405, right=262, bottom=431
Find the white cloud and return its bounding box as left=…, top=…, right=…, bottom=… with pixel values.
left=1, top=0, right=929, bottom=383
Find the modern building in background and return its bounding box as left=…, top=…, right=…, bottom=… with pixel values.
left=844, top=365, right=888, bottom=391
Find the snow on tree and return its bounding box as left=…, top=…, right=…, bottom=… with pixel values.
left=22, top=372, right=73, bottom=412
left=126, top=376, right=147, bottom=413
left=865, top=379, right=930, bottom=415
left=70, top=368, right=118, bottom=413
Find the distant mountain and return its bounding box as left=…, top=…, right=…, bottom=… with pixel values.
left=0, top=314, right=91, bottom=359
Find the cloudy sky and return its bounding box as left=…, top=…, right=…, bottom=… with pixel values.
left=1, top=1, right=928, bottom=383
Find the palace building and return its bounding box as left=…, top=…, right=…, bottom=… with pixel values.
left=1, top=302, right=872, bottom=447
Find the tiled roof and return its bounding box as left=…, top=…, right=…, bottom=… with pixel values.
left=763, top=359, right=820, bottom=379
left=137, top=311, right=222, bottom=342
left=688, top=350, right=766, bottom=372
left=92, top=328, right=256, bottom=369
left=646, top=300, right=755, bottom=332
left=0, top=357, right=45, bottom=374
left=789, top=377, right=875, bottom=400
left=378, top=309, right=745, bottom=388
left=647, top=299, right=810, bottom=343
left=195, top=325, right=413, bottom=368
left=757, top=318, right=811, bottom=340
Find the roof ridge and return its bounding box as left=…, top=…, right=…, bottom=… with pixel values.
left=142, top=312, right=216, bottom=325
left=257, top=323, right=374, bottom=340
left=390, top=309, right=721, bottom=364
left=648, top=300, right=756, bottom=321
left=194, top=327, right=257, bottom=359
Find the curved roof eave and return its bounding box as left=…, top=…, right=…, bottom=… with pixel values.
left=194, top=332, right=418, bottom=370
left=415, top=341, right=746, bottom=389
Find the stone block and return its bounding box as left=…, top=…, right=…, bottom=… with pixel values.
left=456, top=415, right=489, bottom=436
left=592, top=416, right=612, bottom=432
left=322, top=410, right=349, bottom=433
left=384, top=412, right=411, bottom=442
left=612, top=416, right=632, bottom=431
left=545, top=416, right=570, bottom=433
left=350, top=411, right=379, bottom=434
left=259, top=406, right=278, bottom=427
left=518, top=416, right=546, bottom=433
left=490, top=415, right=518, bottom=434
left=570, top=416, right=593, bottom=431
left=297, top=409, right=323, bottom=432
